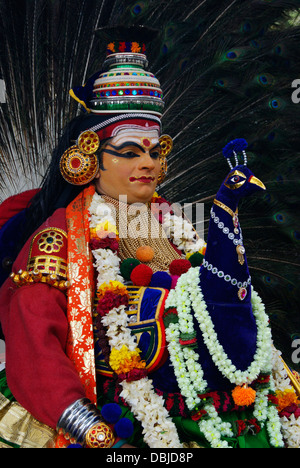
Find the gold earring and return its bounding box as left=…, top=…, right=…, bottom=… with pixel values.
left=59, top=131, right=100, bottom=186
left=157, top=135, right=173, bottom=184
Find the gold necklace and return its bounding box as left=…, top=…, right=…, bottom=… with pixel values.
left=213, top=199, right=245, bottom=265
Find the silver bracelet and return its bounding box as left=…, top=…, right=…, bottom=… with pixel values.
left=56, top=398, right=103, bottom=444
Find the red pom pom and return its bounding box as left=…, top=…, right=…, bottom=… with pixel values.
left=169, top=259, right=191, bottom=276
left=130, top=264, right=153, bottom=286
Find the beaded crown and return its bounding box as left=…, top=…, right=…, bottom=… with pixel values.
left=70, top=26, right=164, bottom=116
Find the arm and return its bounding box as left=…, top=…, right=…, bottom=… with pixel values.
left=1, top=281, right=86, bottom=429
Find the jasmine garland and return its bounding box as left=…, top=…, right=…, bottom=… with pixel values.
left=164, top=267, right=284, bottom=448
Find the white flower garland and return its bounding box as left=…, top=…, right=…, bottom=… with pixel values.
left=89, top=192, right=183, bottom=448
left=89, top=192, right=288, bottom=448
left=161, top=211, right=206, bottom=254
left=164, top=267, right=285, bottom=448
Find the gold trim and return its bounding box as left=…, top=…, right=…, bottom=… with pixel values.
left=27, top=255, right=68, bottom=278
left=10, top=269, right=70, bottom=292
left=280, top=357, right=300, bottom=398
left=213, top=199, right=238, bottom=219
left=28, top=228, right=67, bottom=264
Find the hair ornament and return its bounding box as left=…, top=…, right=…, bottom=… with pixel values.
left=222, top=138, right=248, bottom=169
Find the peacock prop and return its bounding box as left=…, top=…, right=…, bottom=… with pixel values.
left=197, top=138, right=267, bottom=389
left=0, top=0, right=299, bottom=370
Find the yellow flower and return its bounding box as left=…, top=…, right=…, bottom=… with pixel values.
left=90, top=227, right=97, bottom=239
left=109, top=345, right=146, bottom=374
left=97, top=281, right=129, bottom=300
left=96, top=221, right=118, bottom=237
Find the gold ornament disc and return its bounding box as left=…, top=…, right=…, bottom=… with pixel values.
left=77, top=130, right=100, bottom=154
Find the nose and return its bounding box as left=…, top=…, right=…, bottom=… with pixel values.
left=138, top=152, right=156, bottom=170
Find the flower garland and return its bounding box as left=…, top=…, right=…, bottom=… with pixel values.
left=89, top=192, right=183, bottom=448
left=88, top=191, right=291, bottom=448
left=151, top=193, right=206, bottom=255
left=164, top=267, right=285, bottom=448
left=271, top=347, right=300, bottom=448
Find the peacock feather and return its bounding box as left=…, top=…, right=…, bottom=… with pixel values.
left=0, top=0, right=299, bottom=368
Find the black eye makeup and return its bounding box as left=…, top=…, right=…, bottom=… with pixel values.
left=103, top=142, right=161, bottom=159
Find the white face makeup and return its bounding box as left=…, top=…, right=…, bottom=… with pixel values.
left=94, top=129, right=161, bottom=204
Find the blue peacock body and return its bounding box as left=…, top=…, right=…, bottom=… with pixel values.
left=196, top=140, right=267, bottom=389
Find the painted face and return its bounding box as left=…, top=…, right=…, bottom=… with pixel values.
left=94, top=129, right=161, bottom=204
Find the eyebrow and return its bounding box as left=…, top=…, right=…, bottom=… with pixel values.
left=103, top=141, right=161, bottom=158
left=108, top=141, right=146, bottom=153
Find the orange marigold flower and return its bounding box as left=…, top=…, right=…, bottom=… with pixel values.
left=276, top=389, right=300, bottom=412
left=232, top=385, right=256, bottom=406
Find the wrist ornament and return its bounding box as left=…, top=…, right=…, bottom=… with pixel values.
left=57, top=398, right=114, bottom=447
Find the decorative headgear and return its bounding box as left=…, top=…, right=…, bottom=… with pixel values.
left=59, top=26, right=173, bottom=186
left=222, top=138, right=248, bottom=169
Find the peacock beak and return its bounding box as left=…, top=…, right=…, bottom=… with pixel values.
left=248, top=175, right=266, bottom=190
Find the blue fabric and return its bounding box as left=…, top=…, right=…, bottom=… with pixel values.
left=153, top=164, right=264, bottom=393
left=0, top=210, right=27, bottom=287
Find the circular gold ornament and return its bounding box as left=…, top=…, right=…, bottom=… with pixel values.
left=77, top=130, right=100, bottom=154
left=159, top=134, right=173, bottom=158
left=85, top=422, right=115, bottom=449
left=59, top=145, right=99, bottom=186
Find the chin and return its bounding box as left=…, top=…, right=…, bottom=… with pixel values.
left=129, top=187, right=156, bottom=204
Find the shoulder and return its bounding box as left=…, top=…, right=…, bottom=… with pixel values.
left=10, top=208, right=70, bottom=292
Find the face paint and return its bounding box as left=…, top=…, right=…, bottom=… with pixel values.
left=94, top=129, right=161, bottom=204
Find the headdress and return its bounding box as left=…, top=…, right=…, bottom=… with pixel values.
left=60, top=26, right=172, bottom=186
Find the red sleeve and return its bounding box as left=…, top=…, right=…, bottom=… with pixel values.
left=0, top=281, right=86, bottom=430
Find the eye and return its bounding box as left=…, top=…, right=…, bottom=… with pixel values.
left=224, top=171, right=246, bottom=190
left=123, top=151, right=138, bottom=158
left=150, top=151, right=160, bottom=159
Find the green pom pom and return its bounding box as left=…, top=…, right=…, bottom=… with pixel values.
left=120, top=258, right=140, bottom=280
left=189, top=252, right=204, bottom=267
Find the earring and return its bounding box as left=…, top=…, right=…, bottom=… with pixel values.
left=60, top=131, right=100, bottom=186
left=157, top=135, right=173, bottom=184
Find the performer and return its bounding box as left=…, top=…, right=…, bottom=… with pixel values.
left=0, top=27, right=299, bottom=449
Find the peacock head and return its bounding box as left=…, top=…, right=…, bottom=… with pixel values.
left=219, top=139, right=266, bottom=204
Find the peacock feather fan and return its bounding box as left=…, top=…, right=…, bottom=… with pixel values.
left=0, top=0, right=299, bottom=369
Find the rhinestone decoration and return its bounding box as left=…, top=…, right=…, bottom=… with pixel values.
left=85, top=422, right=115, bottom=449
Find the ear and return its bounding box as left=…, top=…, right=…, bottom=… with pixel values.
left=94, top=169, right=101, bottom=180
